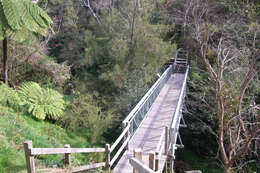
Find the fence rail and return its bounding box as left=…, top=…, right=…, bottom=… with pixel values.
left=24, top=141, right=108, bottom=173
left=130, top=158, right=157, bottom=173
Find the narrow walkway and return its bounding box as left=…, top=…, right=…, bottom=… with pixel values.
left=113, top=73, right=185, bottom=173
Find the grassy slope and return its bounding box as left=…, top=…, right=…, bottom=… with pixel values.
left=0, top=105, right=103, bottom=173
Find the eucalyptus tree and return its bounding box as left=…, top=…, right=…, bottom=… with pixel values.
left=180, top=1, right=260, bottom=172
left=0, top=0, right=53, bottom=83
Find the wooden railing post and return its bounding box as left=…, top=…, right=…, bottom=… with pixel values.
left=155, top=152, right=159, bottom=171
left=149, top=152, right=155, bottom=170
left=105, top=144, right=110, bottom=171
left=133, top=148, right=142, bottom=173
left=165, top=126, right=168, bottom=155
left=24, top=141, right=36, bottom=173
left=64, top=144, right=71, bottom=167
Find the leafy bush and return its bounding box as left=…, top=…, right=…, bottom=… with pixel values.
left=18, top=82, right=65, bottom=120
left=0, top=82, right=21, bottom=109
left=62, top=93, right=114, bottom=144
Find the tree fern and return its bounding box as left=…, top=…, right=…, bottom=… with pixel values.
left=0, top=0, right=53, bottom=40
left=0, top=0, right=54, bottom=83
left=18, top=82, right=65, bottom=120
left=0, top=82, right=21, bottom=109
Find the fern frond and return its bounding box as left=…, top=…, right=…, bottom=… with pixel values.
left=0, top=82, right=21, bottom=109
left=18, top=82, right=65, bottom=120
left=19, top=2, right=41, bottom=34
left=1, top=0, right=23, bottom=30
left=6, top=28, right=29, bottom=42
left=22, top=0, right=52, bottom=28
left=0, top=0, right=53, bottom=41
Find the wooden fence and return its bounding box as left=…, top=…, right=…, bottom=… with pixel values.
left=24, top=140, right=110, bottom=173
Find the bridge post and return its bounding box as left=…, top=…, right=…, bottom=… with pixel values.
left=105, top=144, right=111, bottom=171
left=149, top=152, right=155, bottom=170
left=155, top=152, right=159, bottom=171
left=133, top=148, right=142, bottom=173
left=165, top=126, right=168, bottom=155
left=169, top=128, right=174, bottom=172
left=170, top=157, right=174, bottom=172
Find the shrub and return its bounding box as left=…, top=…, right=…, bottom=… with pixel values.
left=18, top=82, right=65, bottom=120
left=0, top=82, right=21, bottom=109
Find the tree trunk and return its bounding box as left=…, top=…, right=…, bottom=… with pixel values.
left=3, top=38, right=7, bottom=84
left=224, top=165, right=232, bottom=173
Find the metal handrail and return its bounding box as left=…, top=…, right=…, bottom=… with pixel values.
left=123, top=65, right=173, bottom=137
left=169, top=66, right=189, bottom=155
left=170, top=66, right=189, bottom=129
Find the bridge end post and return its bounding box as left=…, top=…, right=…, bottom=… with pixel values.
left=155, top=152, right=159, bottom=171
left=149, top=152, right=155, bottom=170
left=133, top=148, right=142, bottom=173
left=105, top=144, right=111, bottom=171
left=165, top=126, right=169, bottom=155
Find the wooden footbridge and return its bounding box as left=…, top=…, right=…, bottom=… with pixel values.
left=23, top=51, right=189, bottom=173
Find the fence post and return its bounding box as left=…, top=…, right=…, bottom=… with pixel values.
left=149, top=152, right=155, bottom=170
left=24, top=141, right=36, bottom=173
left=64, top=144, right=71, bottom=167
left=165, top=126, right=168, bottom=155
left=105, top=144, right=110, bottom=171
left=133, top=148, right=142, bottom=173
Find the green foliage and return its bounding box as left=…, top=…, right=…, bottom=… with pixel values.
left=176, top=149, right=222, bottom=173
left=0, top=0, right=53, bottom=42
left=18, top=82, right=65, bottom=120
left=62, top=93, right=114, bottom=144
left=0, top=82, right=20, bottom=109
left=0, top=106, right=93, bottom=172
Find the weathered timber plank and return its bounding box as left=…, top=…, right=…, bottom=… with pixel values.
left=130, top=158, right=155, bottom=173
left=71, top=162, right=105, bottom=172
left=30, top=148, right=105, bottom=155
left=37, top=163, right=106, bottom=173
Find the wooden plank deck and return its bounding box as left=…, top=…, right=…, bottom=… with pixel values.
left=113, top=73, right=185, bottom=173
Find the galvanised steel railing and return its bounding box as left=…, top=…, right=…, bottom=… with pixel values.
left=123, top=65, right=173, bottom=137
left=168, top=65, right=189, bottom=157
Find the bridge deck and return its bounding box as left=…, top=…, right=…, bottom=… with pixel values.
left=113, top=73, right=185, bottom=173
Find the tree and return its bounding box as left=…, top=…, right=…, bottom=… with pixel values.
left=175, top=0, right=260, bottom=172
left=0, top=0, right=53, bottom=83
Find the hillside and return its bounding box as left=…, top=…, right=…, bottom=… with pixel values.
left=0, top=106, right=101, bottom=172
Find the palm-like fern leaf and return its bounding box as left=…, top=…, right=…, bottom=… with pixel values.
left=1, top=0, right=22, bottom=30
left=0, top=0, right=53, bottom=41
left=18, top=82, right=65, bottom=120
left=0, top=82, right=21, bottom=108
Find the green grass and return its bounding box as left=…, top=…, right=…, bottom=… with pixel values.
left=176, top=149, right=222, bottom=173
left=0, top=105, right=104, bottom=172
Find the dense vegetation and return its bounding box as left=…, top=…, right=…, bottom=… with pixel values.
left=0, top=0, right=259, bottom=172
